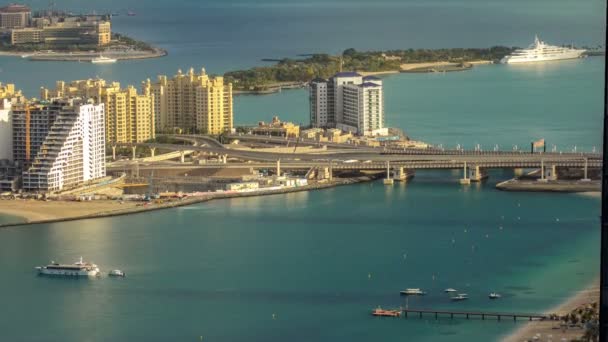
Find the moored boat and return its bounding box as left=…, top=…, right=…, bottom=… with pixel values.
left=489, top=292, right=502, bottom=299
left=91, top=55, right=117, bottom=64
left=444, top=288, right=457, bottom=293
left=372, top=307, right=402, bottom=317
left=451, top=293, right=469, bottom=301
left=109, top=269, right=126, bottom=277
left=500, top=35, right=586, bottom=64
left=400, top=288, right=426, bottom=296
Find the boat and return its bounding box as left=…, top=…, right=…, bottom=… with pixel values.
left=500, top=35, right=586, bottom=64
left=400, top=288, right=426, bottom=296
left=109, top=269, right=126, bottom=277
left=91, top=55, right=117, bottom=64
left=444, top=288, right=458, bottom=293
left=127, top=11, right=136, bottom=16
left=451, top=293, right=469, bottom=301
left=35, top=257, right=100, bottom=277
left=371, top=307, right=401, bottom=317
left=489, top=292, right=502, bottom=299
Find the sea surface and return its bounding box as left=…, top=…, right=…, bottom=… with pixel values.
left=0, top=0, right=605, bottom=341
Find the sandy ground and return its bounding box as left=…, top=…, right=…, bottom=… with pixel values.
left=399, top=60, right=492, bottom=70
left=0, top=199, right=140, bottom=223
left=357, top=70, right=400, bottom=76
left=502, top=280, right=599, bottom=342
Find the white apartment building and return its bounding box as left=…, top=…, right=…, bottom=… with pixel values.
left=22, top=100, right=105, bottom=193
left=309, top=72, right=386, bottom=136
left=0, top=99, right=12, bottom=161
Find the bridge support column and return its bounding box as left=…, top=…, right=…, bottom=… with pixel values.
left=150, top=147, right=156, bottom=158
left=221, top=154, right=227, bottom=164
left=112, top=145, right=117, bottom=160
left=328, top=161, right=333, bottom=182
left=539, top=161, right=557, bottom=181
left=468, top=165, right=488, bottom=182
left=276, top=159, right=281, bottom=177
left=393, top=167, right=415, bottom=182
left=383, top=161, right=394, bottom=185
left=460, top=162, right=471, bottom=185
left=317, top=167, right=330, bottom=180
left=131, top=146, right=137, bottom=160
left=582, top=158, right=591, bottom=181
left=180, top=151, right=185, bottom=163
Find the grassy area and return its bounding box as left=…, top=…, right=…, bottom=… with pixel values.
left=224, top=47, right=515, bottom=91
left=0, top=32, right=157, bottom=53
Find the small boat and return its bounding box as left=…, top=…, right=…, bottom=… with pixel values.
left=109, top=269, right=126, bottom=277
left=91, top=55, right=117, bottom=64
left=372, top=307, right=401, bottom=317
left=400, top=288, right=426, bottom=296
left=444, top=288, right=458, bottom=293
left=451, top=294, right=469, bottom=301
left=489, top=292, right=501, bottom=299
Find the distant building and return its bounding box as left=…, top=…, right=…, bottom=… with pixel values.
left=142, top=67, right=233, bottom=134
left=10, top=20, right=111, bottom=46
left=251, top=116, right=300, bottom=138
left=0, top=4, right=30, bottom=29
left=22, top=100, right=105, bottom=193
left=309, top=72, right=386, bottom=136
left=41, top=79, right=155, bottom=143
left=0, top=99, right=13, bottom=161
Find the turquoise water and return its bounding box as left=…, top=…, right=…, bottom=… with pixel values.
left=0, top=173, right=600, bottom=341
left=0, top=0, right=604, bottom=340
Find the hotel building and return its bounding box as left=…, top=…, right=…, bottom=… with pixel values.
left=41, top=79, right=155, bottom=143
left=142, top=67, right=233, bottom=134
left=10, top=19, right=111, bottom=46
left=0, top=4, right=30, bottom=29
left=309, top=72, right=386, bottom=136
left=22, top=99, right=105, bottom=193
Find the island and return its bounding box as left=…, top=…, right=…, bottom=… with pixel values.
left=224, top=46, right=516, bottom=94
left=0, top=4, right=166, bottom=61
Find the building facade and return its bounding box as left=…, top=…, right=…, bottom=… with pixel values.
left=309, top=72, right=385, bottom=136
left=0, top=99, right=13, bottom=161
left=41, top=79, right=155, bottom=143
left=142, top=67, right=233, bottom=134
left=22, top=100, right=105, bottom=193
left=0, top=4, right=30, bottom=29
left=11, top=20, right=111, bottom=46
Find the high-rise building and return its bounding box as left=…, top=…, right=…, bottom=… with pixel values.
left=22, top=100, right=105, bottom=193
left=142, top=67, right=233, bottom=134
left=0, top=83, right=26, bottom=162
left=11, top=100, right=64, bottom=167
left=41, top=79, right=155, bottom=143
left=0, top=4, right=30, bottom=29
left=309, top=72, right=386, bottom=136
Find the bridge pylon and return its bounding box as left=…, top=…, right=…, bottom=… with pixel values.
left=393, top=167, right=415, bottom=182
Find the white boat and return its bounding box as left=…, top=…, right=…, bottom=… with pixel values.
left=489, top=292, right=502, bottom=299
left=35, top=257, right=100, bottom=277
left=109, top=269, right=126, bottom=277
left=451, top=293, right=469, bottom=301
left=445, top=288, right=458, bottom=293
left=500, top=35, right=586, bottom=64
left=400, top=288, right=426, bottom=296
left=91, top=55, right=117, bottom=64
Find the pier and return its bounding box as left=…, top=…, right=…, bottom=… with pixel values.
left=401, top=308, right=548, bottom=321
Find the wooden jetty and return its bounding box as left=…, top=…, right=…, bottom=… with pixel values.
left=401, top=308, right=548, bottom=321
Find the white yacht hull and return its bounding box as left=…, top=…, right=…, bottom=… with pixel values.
left=37, top=267, right=100, bottom=277
left=501, top=51, right=585, bottom=64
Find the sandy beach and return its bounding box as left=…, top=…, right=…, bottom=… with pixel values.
left=502, top=279, right=599, bottom=342
left=0, top=199, right=141, bottom=223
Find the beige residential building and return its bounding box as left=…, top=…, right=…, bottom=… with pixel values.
left=0, top=4, right=30, bottom=29
left=11, top=20, right=111, bottom=46
left=142, top=67, right=233, bottom=134
left=41, top=79, right=154, bottom=143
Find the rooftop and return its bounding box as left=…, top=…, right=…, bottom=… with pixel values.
left=363, top=76, right=381, bottom=81
left=0, top=4, right=30, bottom=13
left=334, top=71, right=361, bottom=78
left=360, top=82, right=382, bottom=88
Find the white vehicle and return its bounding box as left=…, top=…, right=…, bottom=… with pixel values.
left=35, top=257, right=100, bottom=277
left=500, top=35, right=585, bottom=64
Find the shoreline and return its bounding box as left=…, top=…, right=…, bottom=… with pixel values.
left=502, top=278, right=599, bottom=342
left=0, top=48, right=168, bottom=62
left=0, top=177, right=374, bottom=228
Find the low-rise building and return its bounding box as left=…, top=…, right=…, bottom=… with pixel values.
left=11, top=19, right=111, bottom=46
left=251, top=116, right=300, bottom=138
left=225, top=182, right=259, bottom=191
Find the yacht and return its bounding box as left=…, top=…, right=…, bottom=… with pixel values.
left=35, top=257, right=100, bottom=277
left=489, top=292, right=502, bottom=299
left=400, top=288, right=426, bottom=296
left=500, top=35, right=586, bottom=64
left=451, top=293, right=469, bottom=301
left=109, top=269, right=126, bottom=277
left=444, top=288, right=458, bottom=293
left=91, top=55, right=117, bottom=64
